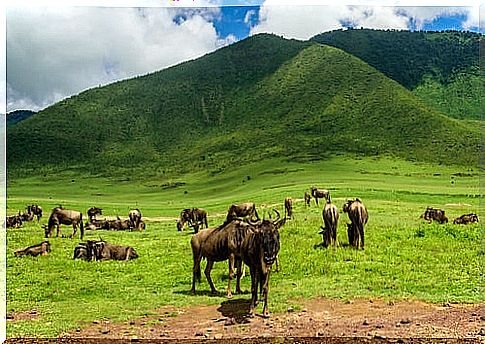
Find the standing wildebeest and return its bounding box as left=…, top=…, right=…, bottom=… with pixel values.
left=422, top=207, right=448, bottom=224
left=304, top=192, right=311, bottom=207
left=226, top=202, right=259, bottom=222
left=191, top=219, right=254, bottom=297
left=284, top=197, right=293, bottom=219
left=320, top=195, right=339, bottom=247
left=191, top=208, right=208, bottom=233
left=44, top=207, right=84, bottom=239
left=453, top=213, right=479, bottom=225
left=241, top=212, right=286, bottom=318
left=87, top=207, right=103, bottom=221
left=343, top=199, right=368, bottom=249
left=129, top=209, right=142, bottom=229
left=15, top=241, right=51, bottom=257
left=310, top=187, right=329, bottom=206
left=177, top=208, right=193, bottom=231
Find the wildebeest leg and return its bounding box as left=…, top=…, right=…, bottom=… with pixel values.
left=235, top=258, right=243, bottom=294
left=249, top=268, right=258, bottom=318
left=204, top=260, right=218, bottom=294
left=261, top=271, right=270, bottom=318
left=274, top=256, right=280, bottom=272
left=226, top=255, right=235, bottom=298
left=56, top=223, right=61, bottom=237
left=358, top=223, right=365, bottom=250
left=70, top=222, right=78, bottom=239
left=191, top=254, right=202, bottom=295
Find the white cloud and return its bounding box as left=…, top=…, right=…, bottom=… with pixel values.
left=6, top=6, right=226, bottom=112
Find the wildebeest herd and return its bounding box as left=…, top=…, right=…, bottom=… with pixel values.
left=6, top=189, right=479, bottom=319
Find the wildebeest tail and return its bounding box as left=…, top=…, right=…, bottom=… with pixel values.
left=80, top=214, right=84, bottom=240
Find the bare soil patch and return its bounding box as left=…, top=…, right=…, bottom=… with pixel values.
left=58, top=299, right=485, bottom=341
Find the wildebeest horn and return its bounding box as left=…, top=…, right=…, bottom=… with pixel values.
left=273, top=209, right=281, bottom=222
left=247, top=218, right=261, bottom=226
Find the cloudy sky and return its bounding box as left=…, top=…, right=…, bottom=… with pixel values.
left=3, top=0, right=482, bottom=114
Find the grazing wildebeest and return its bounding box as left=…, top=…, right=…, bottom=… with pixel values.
left=226, top=202, right=259, bottom=222
left=284, top=197, right=293, bottom=219
left=241, top=212, right=286, bottom=318
left=178, top=208, right=208, bottom=233
left=15, top=241, right=51, bottom=257
left=320, top=195, right=339, bottom=247
left=89, top=240, right=138, bottom=261
left=129, top=209, right=142, bottom=229
left=27, top=204, right=43, bottom=221
left=343, top=198, right=368, bottom=249
left=191, top=219, right=254, bottom=297
left=177, top=208, right=193, bottom=231
left=453, top=213, right=479, bottom=225
left=310, top=187, right=329, bottom=206
left=422, top=207, right=448, bottom=224
left=304, top=192, right=311, bottom=207
left=6, top=215, right=23, bottom=229
left=87, top=207, right=103, bottom=221
left=44, top=207, right=84, bottom=239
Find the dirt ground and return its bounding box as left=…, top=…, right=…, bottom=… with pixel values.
left=31, top=298, right=480, bottom=341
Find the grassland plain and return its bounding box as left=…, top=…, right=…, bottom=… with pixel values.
left=5, top=156, right=483, bottom=337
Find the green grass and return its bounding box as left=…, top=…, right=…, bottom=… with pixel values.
left=6, top=156, right=483, bottom=337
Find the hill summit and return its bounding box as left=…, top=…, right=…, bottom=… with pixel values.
left=7, top=34, right=480, bottom=176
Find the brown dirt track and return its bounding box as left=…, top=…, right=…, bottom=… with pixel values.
left=7, top=298, right=485, bottom=343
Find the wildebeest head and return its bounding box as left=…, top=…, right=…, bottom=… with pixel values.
left=259, top=219, right=280, bottom=265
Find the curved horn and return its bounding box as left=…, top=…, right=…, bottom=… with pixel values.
left=273, top=209, right=281, bottom=222
left=247, top=218, right=261, bottom=227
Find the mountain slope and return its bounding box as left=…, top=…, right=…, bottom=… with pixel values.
left=7, top=110, right=36, bottom=127
left=311, top=29, right=481, bottom=120
left=7, top=34, right=480, bottom=177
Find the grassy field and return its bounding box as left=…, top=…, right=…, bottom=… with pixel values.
left=6, top=156, right=483, bottom=337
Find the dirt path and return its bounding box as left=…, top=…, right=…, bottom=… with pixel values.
left=55, top=299, right=485, bottom=341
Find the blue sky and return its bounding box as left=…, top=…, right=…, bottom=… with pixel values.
left=5, top=4, right=481, bottom=113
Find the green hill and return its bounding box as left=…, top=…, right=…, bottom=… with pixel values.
left=7, top=110, right=37, bottom=127
left=311, top=29, right=482, bottom=120
left=7, top=34, right=480, bottom=178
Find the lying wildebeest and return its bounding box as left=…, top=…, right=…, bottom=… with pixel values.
left=343, top=198, right=368, bottom=249
left=191, top=220, right=253, bottom=297
left=226, top=202, right=259, bottom=222
left=310, top=187, right=329, bottom=206
left=14, top=241, right=51, bottom=257
left=304, top=192, right=311, bottom=207
left=320, top=195, right=339, bottom=248
left=106, top=217, right=132, bottom=231
left=85, top=219, right=110, bottom=231
left=284, top=197, right=293, bottom=219
left=87, top=207, right=103, bottom=221
left=422, top=207, right=448, bottom=224
left=73, top=242, right=92, bottom=260
left=43, top=207, right=84, bottom=239
left=89, top=240, right=138, bottom=261
left=27, top=204, right=43, bottom=221
left=453, top=213, right=479, bottom=225
left=129, top=209, right=142, bottom=229
left=241, top=212, right=285, bottom=318
left=19, top=211, right=34, bottom=222
left=6, top=215, right=23, bottom=228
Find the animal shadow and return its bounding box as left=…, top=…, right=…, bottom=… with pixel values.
left=217, top=298, right=252, bottom=324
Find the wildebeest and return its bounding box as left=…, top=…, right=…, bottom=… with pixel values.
left=304, top=192, right=311, bottom=207
left=87, top=207, right=103, bottom=221
left=320, top=195, right=339, bottom=248
left=44, top=207, right=84, bottom=239
left=453, top=213, right=479, bottom=225
left=343, top=199, right=368, bottom=249
left=14, top=241, right=51, bottom=257
left=106, top=217, right=132, bottom=231
left=178, top=208, right=208, bottom=233
left=85, top=219, right=110, bottom=231
left=6, top=215, right=23, bottom=228
left=90, top=240, right=138, bottom=261
left=226, top=202, right=259, bottom=222
left=284, top=197, right=293, bottom=219
left=422, top=207, right=448, bottom=224
left=18, top=211, right=34, bottom=222
left=27, top=204, right=43, bottom=221
left=73, top=240, right=138, bottom=261
left=191, top=220, right=254, bottom=297
left=177, top=208, right=193, bottom=231
left=310, top=187, right=330, bottom=206
left=129, top=209, right=142, bottom=229
left=241, top=212, right=286, bottom=318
